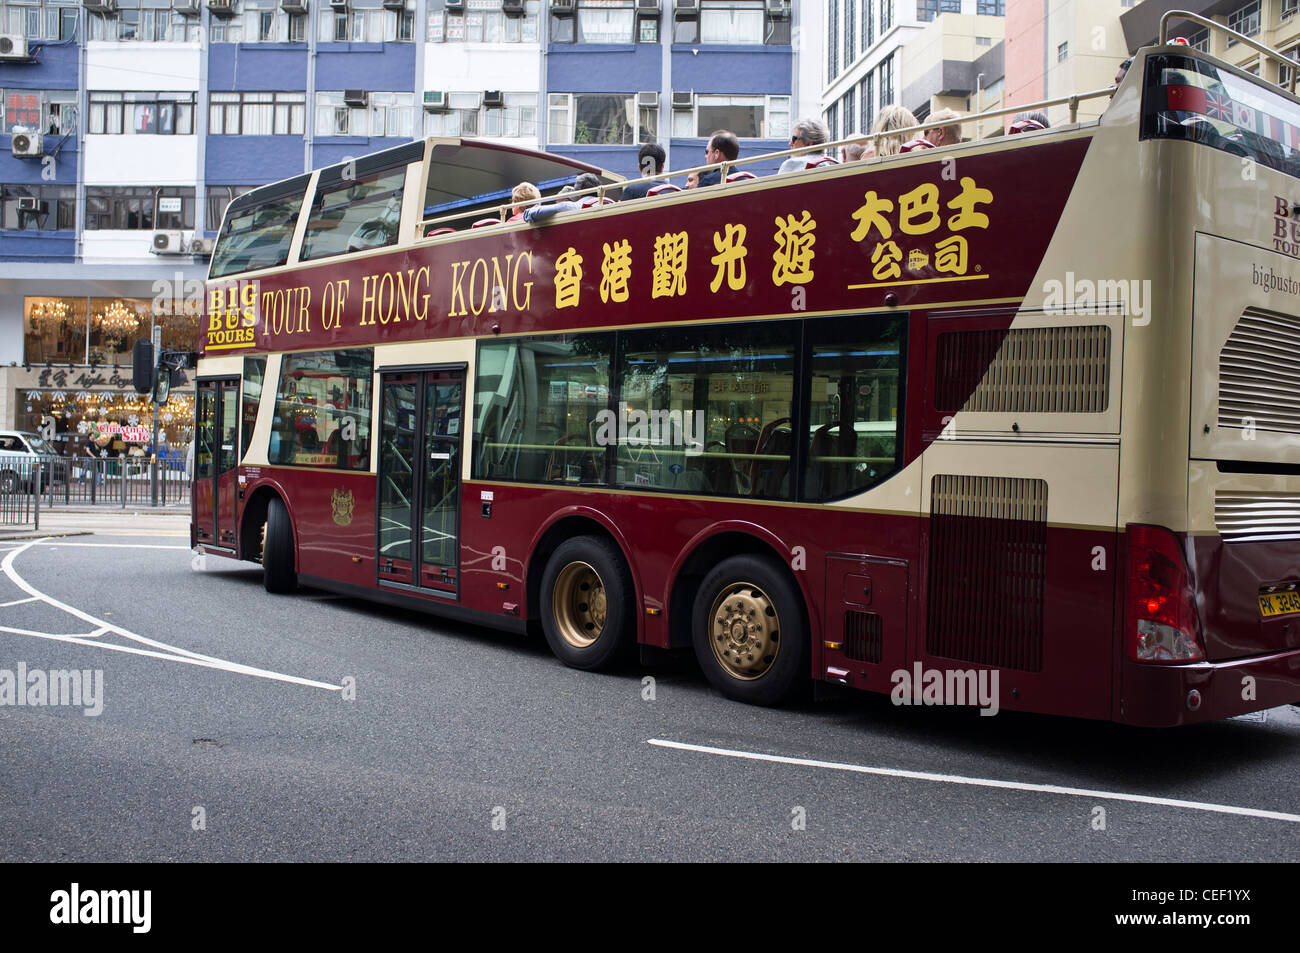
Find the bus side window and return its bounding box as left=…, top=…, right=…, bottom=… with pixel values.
left=300, top=167, right=406, bottom=261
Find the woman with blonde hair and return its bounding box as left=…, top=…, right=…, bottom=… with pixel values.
left=507, top=181, right=540, bottom=221
left=871, top=104, right=919, bottom=157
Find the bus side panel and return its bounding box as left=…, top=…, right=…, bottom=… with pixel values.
left=250, top=468, right=375, bottom=586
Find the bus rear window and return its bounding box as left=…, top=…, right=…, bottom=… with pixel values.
left=1141, top=52, right=1300, bottom=178
left=301, top=167, right=406, bottom=261
left=210, top=185, right=306, bottom=279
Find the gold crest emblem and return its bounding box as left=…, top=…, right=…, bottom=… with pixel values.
left=330, top=488, right=355, bottom=526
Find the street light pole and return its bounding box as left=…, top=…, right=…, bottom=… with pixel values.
left=151, top=322, right=161, bottom=507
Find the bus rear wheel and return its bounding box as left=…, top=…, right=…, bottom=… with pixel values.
left=262, top=496, right=297, bottom=594
left=540, top=536, right=634, bottom=671
left=692, top=555, right=807, bottom=706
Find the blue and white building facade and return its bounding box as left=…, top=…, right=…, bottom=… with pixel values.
left=0, top=0, right=819, bottom=439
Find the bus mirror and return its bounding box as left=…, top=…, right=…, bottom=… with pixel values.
left=132, top=339, right=155, bottom=395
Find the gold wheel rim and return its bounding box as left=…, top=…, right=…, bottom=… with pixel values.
left=553, top=561, right=608, bottom=649
left=708, top=582, right=780, bottom=680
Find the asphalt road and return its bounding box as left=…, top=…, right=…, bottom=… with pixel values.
left=1, top=529, right=1298, bottom=863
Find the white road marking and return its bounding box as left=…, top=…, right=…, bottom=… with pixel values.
left=648, top=738, right=1300, bottom=825
left=0, top=596, right=38, bottom=608
left=1, top=539, right=340, bottom=692
left=35, top=542, right=191, bottom=550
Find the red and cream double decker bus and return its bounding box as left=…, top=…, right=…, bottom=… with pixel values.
left=192, top=16, right=1300, bottom=726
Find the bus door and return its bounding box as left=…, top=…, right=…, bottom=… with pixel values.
left=194, top=377, right=240, bottom=550
left=377, top=369, right=464, bottom=596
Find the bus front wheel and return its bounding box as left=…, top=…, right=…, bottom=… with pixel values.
left=692, top=555, right=807, bottom=706
left=539, top=536, right=634, bottom=671
left=262, top=496, right=298, bottom=594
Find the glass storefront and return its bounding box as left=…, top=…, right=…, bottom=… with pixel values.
left=15, top=388, right=195, bottom=460
left=24, top=295, right=199, bottom=366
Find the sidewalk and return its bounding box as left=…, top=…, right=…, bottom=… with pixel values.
left=0, top=508, right=190, bottom=541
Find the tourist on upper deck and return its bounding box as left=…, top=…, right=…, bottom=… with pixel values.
left=523, top=173, right=612, bottom=224
left=699, top=131, right=740, bottom=187
left=506, top=182, right=540, bottom=222
left=1114, top=58, right=1133, bottom=94
left=623, top=143, right=667, bottom=200
left=924, top=108, right=964, bottom=147
left=685, top=171, right=700, bottom=189
left=871, top=105, right=919, bottom=157
left=778, top=118, right=839, bottom=173
left=843, top=140, right=875, bottom=161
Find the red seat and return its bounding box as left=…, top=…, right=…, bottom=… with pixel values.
left=725, top=170, right=758, bottom=182
left=899, top=136, right=935, bottom=152
left=799, top=155, right=840, bottom=170
left=647, top=183, right=683, bottom=196
left=578, top=195, right=616, bottom=207
left=472, top=218, right=502, bottom=228
left=1008, top=118, right=1046, bottom=134
left=425, top=226, right=455, bottom=237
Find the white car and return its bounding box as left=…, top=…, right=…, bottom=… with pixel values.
left=0, top=431, right=66, bottom=493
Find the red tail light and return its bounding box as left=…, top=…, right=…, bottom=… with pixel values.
left=1126, top=524, right=1205, bottom=663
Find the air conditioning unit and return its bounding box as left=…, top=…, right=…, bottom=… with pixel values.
left=381, top=0, right=405, bottom=9
left=189, top=237, right=214, bottom=256
left=82, top=0, right=118, bottom=13
left=11, top=130, right=43, bottom=158
left=483, top=89, right=504, bottom=108
left=674, top=0, right=698, bottom=18
left=280, top=0, right=307, bottom=12
left=173, top=0, right=200, bottom=13
left=551, top=0, right=575, bottom=17
left=636, top=0, right=661, bottom=13
left=502, top=0, right=525, bottom=16
left=671, top=91, right=693, bottom=109
left=151, top=231, right=186, bottom=255
left=445, top=0, right=465, bottom=10
left=637, top=91, right=659, bottom=109
left=765, top=0, right=789, bottom=18
left=0, top=34, right=29, bottom=60
left=344, top=89, right=368, bottom=107
left=423, top=90, right=449, bottom=111
left=18, top=197, right=47, bottom=213
left=329, top=0, right=349, bottom=8
left=208, top=0, right=236, bottom=17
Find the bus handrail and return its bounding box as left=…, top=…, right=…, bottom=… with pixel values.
left=1160, top=8, right=1297, bottom=94
left=417, top=85, right=1118, bottom=236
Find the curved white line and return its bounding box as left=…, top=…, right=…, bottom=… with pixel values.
left=648, top=739, right=1300, bottom=824
left=1, top=540, right=341, bottom=692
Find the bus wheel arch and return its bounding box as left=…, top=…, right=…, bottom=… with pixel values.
left=528, top=515, right=639, bottom=670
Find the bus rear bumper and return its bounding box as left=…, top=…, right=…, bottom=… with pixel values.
left=1118, top=649, right=1300, bottom=727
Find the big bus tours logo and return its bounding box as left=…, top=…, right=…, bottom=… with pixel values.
left=205, top=280, right=260, bottom=350
left=1273, top=195, right=1300, bottom=259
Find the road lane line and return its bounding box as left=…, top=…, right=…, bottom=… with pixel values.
left=647, top=738, right=1300, bottom=824
left=0, top=597, right=38, bottom=607
left=1, top=540, right=341, bottom=692
left=37, top=543, right=191, bottom=550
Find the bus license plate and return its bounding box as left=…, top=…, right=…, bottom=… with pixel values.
left=1259, top=590, right=1300, bottom=617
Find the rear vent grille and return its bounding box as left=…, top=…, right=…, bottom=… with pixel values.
left=935, top=326, right=1110, bottom=414
left=1215, top=491, right=1300, bottom=542
left=843, top=610, right=883, bottom=663
left=927, top=475, right=1047, bottom=671
left=1218, top=308, right=1300, bottom=434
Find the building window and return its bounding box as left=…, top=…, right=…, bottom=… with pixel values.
left=845, top=0, right=856, bottom=64
left=315, top=92, right=413, bottom=138
left=917, top=0, right=959, bottom=22
left=879, top=51, right=894, bottom=107
left=860, top=73, right=874, bottom=135
left=208, top=0, right=308, bottom=42
left=1057, top=41, right=1068, bottom=62
left=88, top=0, right=202, bottom=42
left=547, top=92, right=659, bottom=145
left=1284, top=0, right=1298, bottom=19
left=0, top=0, right=78, bottom=40
left=1, top=185, right=75, bottom=231
left=205, top=186, right=254, bottom=232
left=425, top=91, right=537, bottom=138
left=669, top=93, right=789, bottom=140
left=826, top=101, right=839, bottom=142
left=842, top=86, right=855, bottom=136
left=431, top=0, right=538, bottom=42
left=84, top=187, right=196, bottom=230
left=864, top=0, right=873, bottom=48
left=87, top=93, right=195, bottom=135
left=976, top=35, right=992, bottom=46
left=1227, top=2, right=1260, bottom=45
left=3, top=89, right=76, bottom=135
left=976, top=0, right=1004, bottom=14
left=318, top=0, right=414, bottom=42
left=209, top=92, right=306, bottom=135
left=671, top=1, right=789, bottom=46
left=880, top=0, right=892, bottom=32
left=827, top=0, right=838, bottom=82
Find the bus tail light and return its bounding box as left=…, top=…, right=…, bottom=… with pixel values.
left=1126, top=524, right=1205, bottom=663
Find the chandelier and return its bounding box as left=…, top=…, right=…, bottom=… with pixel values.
left=29, top=299, right=70, bottom=331
left=97, top=301, right=140, bottom=342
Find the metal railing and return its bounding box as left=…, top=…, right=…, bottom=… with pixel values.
left=1160, top=9, right=1297, bottom=94
left=0, top=456, right=191, bottom=523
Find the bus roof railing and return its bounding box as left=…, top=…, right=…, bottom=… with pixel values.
left=415, top=83, right=1116, bottom=236
left=1160, top=8, right=1296, bottom=94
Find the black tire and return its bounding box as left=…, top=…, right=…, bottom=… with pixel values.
left=0, top=470, right=17, bottom=495
left=691, top=554, right=808, bottom=706
left=262, top=496, right=298, bottom=594
left=539, top=535, right=635, bottom=671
